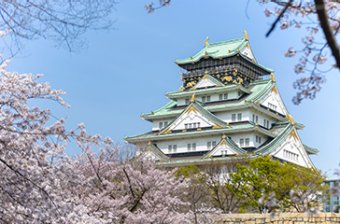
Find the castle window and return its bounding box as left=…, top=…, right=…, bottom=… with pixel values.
left=173, top=145, right=177, bottom=153
left=159, top=122, right=163, bottom=129
left=185, top=122, right=200, bottom=129
left=164, top=121, right=168, bottom=127
left=202, top=96, right=206, bottom=103
left=240, top=139, right=245, bottom=147
left=256, top=136, right=262, bottom=144
left=185, top=98, right=189, bottom=105
left=232, top=114, right=236, bottom=122
left=168, top=144, right=177, bottom=153
left=237, top=113, right=242, bottom=121
left=284, top=149, right=299, bottom=161
left=207, top=96, right=211, bottom=102
left=207, top=141, right=217, bottom=150
left=263, top=119, right=271, bottom=129
left=207, top=141, right=211, bottom=150
left=187, top=143, right=196, bottom=151
left=168, top=145, right=172, bottom=153
left=268, top=102, right=277, bottom=111
left=245, top=138, right=250, bottom=147
left=219, top=93, right=228, bottom=100
left=252, top=114, right=259, bottom=123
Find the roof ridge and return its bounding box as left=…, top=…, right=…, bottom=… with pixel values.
left=207, top=37, right=245, bottom=47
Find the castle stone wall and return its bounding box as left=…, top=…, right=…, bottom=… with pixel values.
left=208, top=213, right=340, bottom=224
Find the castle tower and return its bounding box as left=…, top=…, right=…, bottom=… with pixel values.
left=126, top=33, right=318, bottom=168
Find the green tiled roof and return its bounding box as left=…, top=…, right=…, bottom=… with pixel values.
left=125, top=122, right=275, bottom=143
left=303, top=144, right=319, bottom=155
left=176, top=38, right=246, bottom=65
left=255, top=123, right=293, bottom=155
left=143, top=79, right=273, bottom=120
left=175, top=37, right=273, bottom=73
left=166, top=84, right=250, bottom=99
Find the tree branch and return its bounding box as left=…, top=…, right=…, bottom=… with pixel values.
left=314, top=0, right=340, bottom=69
left=266, top=0, right=292, bottom=37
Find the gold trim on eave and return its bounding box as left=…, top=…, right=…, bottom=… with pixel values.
left=271, top=73, right=276, bottom=82
left=212, top=124, right=223, bottom=129
left=287, top=114, right=296, bottom=126
left=190, top=93, right=196, bottom=103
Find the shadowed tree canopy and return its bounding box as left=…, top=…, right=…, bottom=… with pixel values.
left=145, top=0, right=339, bottom=105
left=0, top=0, right=116, bottom=53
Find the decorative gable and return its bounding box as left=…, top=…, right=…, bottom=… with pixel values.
left=271, top=129, right=314, bottom=168
left=140, top=143, right=169, bottom=161
left=160, top=102, right=227, bottom=134
left=194, top=74, right=224, bottom=89
left=203, top=136, right=245, bottom=158
left=260, top=86, right=288, bottom=116
left=240, top=43, right=256, bottom=62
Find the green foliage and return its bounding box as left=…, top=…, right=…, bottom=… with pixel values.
left=173, top=157, right=326, bottom=214
left=229, top=156, right=327, bottom=213
left=175, top=165, right=201, bottom=179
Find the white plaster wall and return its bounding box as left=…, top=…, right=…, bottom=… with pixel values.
left=252, top=133, right=268, bottom=148
left=251, top=110, right=275, bottom=129
left=229, top=133, right=256, bottom=148
left=214, top=109, right=252, bottom=123
left=175, top=90, right=240, bottom=107
left=157, top=136, right=221, bottom=154
left=177, top=98, right=188, bottom=106
left=152, top=119, right=174, bottom=131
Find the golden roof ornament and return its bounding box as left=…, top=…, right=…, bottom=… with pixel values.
left=243, top=30, right=249, bottom=41
left=271, top=73, right=276, bottom=82
left=287, top=114, right=296, bottom=126
left=204, top=36, right=209, bottom=47
left=190, top=93, right=196, bottom=103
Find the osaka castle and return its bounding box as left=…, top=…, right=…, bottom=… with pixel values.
left=125, top=32, right=318, bottom=168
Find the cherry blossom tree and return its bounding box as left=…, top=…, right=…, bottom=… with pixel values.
left=145, top=0, right=339, bottom=104
left=0, top=57, right=192, bottom=223
left=74, top=151, right=193, bottom=223
left=0, top=58, right=98, bottom=223
left=0, top=0, right=116, bottom=54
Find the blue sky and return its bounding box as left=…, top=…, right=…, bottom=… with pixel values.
left=5, top=0, right=340, bottom=177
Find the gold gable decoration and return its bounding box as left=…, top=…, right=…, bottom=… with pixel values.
left=290, top=129, right=299, bottom=140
